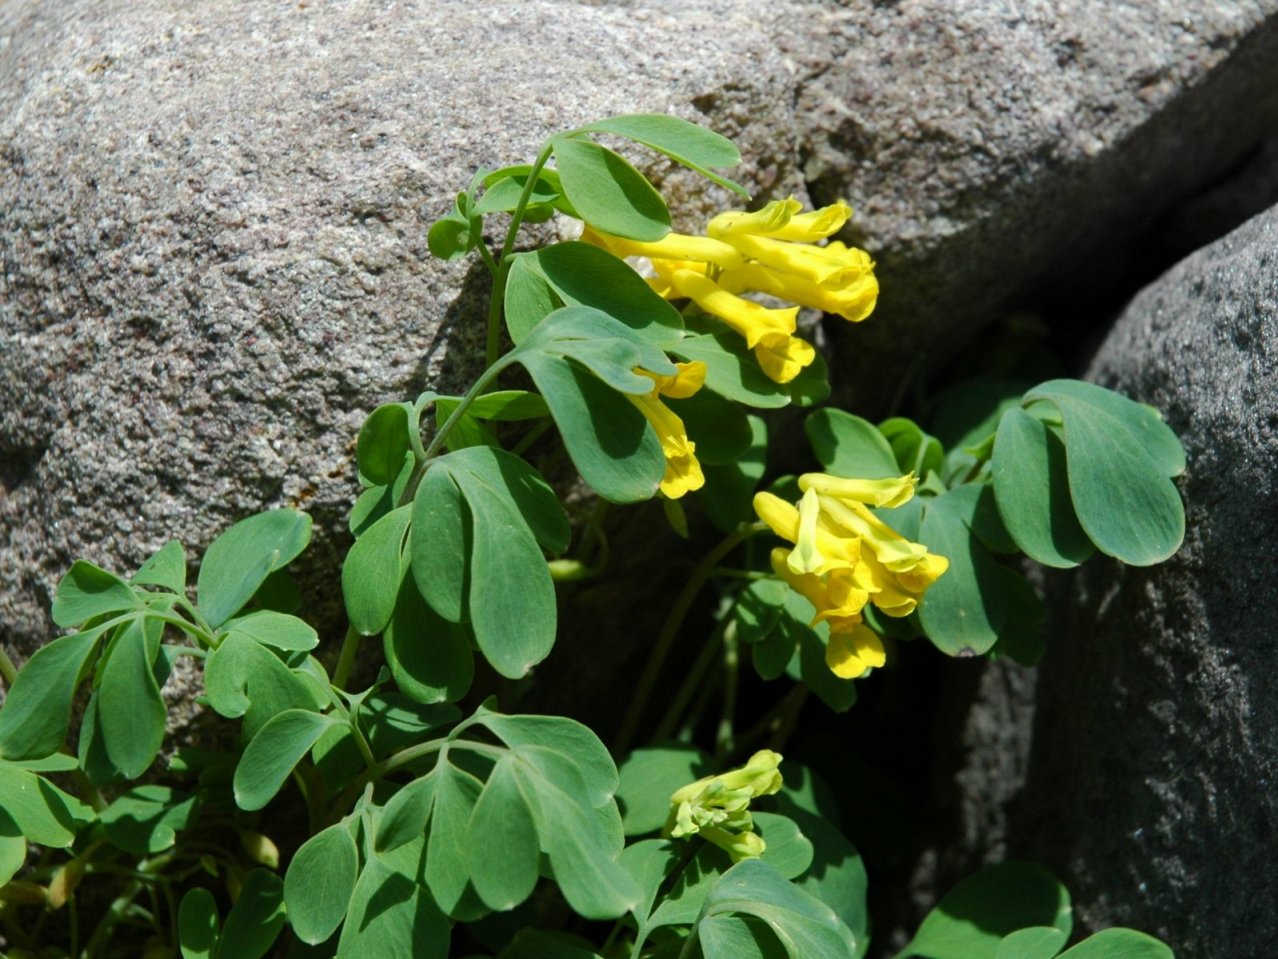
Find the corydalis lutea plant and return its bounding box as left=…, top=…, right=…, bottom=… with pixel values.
left=0, top=113, right=1180, bottom=959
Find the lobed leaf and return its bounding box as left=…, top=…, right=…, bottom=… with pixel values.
left=577, top=113, right=748, bottom=196
left=197, top=509, right=312, bottom=628
left=285, top=822, right=360, bottom=945
left=551, top=136, right=671, bottom=241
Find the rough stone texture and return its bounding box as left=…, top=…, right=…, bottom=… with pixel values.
left=795, top=1, right=1278, bottom=410
left=0, top=0, right=810, bottom=663
left=953, top=203, right=1278, bottom=956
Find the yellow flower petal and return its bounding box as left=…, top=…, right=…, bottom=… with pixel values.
left=799, top=472, right=917, bottom=509
left=788, top=487, right=827, bottom=575
left=629, top=392, right=704, bottom=499
left=754, top=333, right=816, bottom=384
left=719, top=233, right=869, bottom=287
left=826, top=623, right=885, bottom=678
left=644, top=360, right=706, bottom=399
left=586, top=228, right=745, bottom=270
left=754, top=494, right=858, bottom=572
left=720, top=261, right=879, bottom=322
left=707, top=197, right=803, bottom=239
left=768, top=200, right=853, bottom=242
left=669, top=270, right=798, bottom=348
left=816, top=495, right=930, bottom=572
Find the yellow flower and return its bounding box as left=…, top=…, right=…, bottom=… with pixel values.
left=582, top=198, right=877, bottom=386
left=665, top=750, right=783, bottom=862
left=752, top=473, right=948, bottom=678
left=629, top=362, right=707, bottom=499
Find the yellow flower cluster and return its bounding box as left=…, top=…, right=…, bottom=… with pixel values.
left=629, top=361, right=707, bottom=499
left=753, top=473, right=948, bottom=679
left=664, top=749, right=783, bottom=862
left=584, top=197, right=878, bottom=385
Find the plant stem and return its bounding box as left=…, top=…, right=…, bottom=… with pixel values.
left=651, top=618, right=727, bottom=743
left=0, top=644, right=17, bottom=687
left=332, top=625, right=361, bottom=690
left=510, top=416, right=553, bottom=457
left=485, top=142, right=555, bottom=369
left=715, top=620, right=740, bottom=762
left=612, top=523, right=767, bottom=755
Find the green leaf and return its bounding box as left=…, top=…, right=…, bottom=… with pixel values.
left=203, top=633, right=324, bottom=739
left=410, top=465, right=470, bottom=623
left=505, top=252, right=562, bottom=343
left=0, top=834, right=27, bottom=887
left=100, top=785, right=197, bottom=855
left=51, top=561, right=141, bottom=627
left=362, top=694, right=459, bottom=758
left=234, top=709, right=341, bottom=811
left=648, top=845, right=728, bottom=928
left=286, top=822, right=360, bottom=945
left=512, top=242, right=684, bottom=345
left=521, top=350, right=664, bottom=502
left=475, top=169, right=562, bottom=215
left=344, top=505, right=413, bottom=636
left=384, top=576, right=474, bottom=704
left=551, top=136, right=670, bottom=241
left=699, top=858, right=857, bottom=959
left=1023, top=380, right=1185, bottom=565
left=450, top=461, right=557, bottom=679
left=992, top=408, right=1094, bottom=568
left=754, top=812, right=814, bottom=880
left=223, top=609, right=320, bottom=652
left=702, top=915, right=791, bottom=959
left=1055, top=929, right=1173, bottom=959
left=0, top=764, right=92, bottom=848
left=806, top=410, right=901, bottom=479
left=337, top=842, right=450, bottom=958
left=669, top=389, right=752, bottom=465
left=425, top=759, right=484, bottom=916
left=577, top=113, right=747, bottom=196
left=446, top=446, right=570, bottom=555
left=475, top=711, right=620, bottom=810
left=900, top=862, right=1071, bottom=959
left=427, top=212, right=475, bottom=261
left=994, top=927, right=1068, bottom=959
left=178, top=888, right=220, bottom=959
left=198, top=510, right=313, bottom=628
left=671, top=332, right=790, bottom=409
left=133, top=540, right=187, bottom=592
left=502, top=929, right=607, bottom=959
left=0, top=628, right=102, bottom=760
left=988, top=566, right=1046, bottom=667
left=439, top=390, right=550, bottom=423
left=701, top=415, right=769, bottom=532
left=617, top=745, right=710, bottom=836
left=376, top=774, right=438, bottom=854
left=916, top=490, right=1008, bottom=657
left=97, top=616, right=167, bottom=778
left=621, top=839, right=681, bottom=926
left=880, top=418, right=944, bottom=478
left=217, top=868, right=286, bottom=959
left=466, top=755, right=540, bottom=911
left=511, top=751, right=641, bottom=919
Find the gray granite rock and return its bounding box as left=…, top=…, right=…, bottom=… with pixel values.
left=795, top=1, right=1278, bottom=408
left=951, top=203, right=1278, bottom=955
left=0, top=0, right=809, bottom=662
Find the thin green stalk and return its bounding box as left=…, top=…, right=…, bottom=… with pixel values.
left=485, top=142, right=555, bottom=368
left=396, top=357, right=514, bottom=507
left=613, top=523, right=767, bottom=756
left=510, top=416, right=553, bottom=457
left=81, top=854, right=173, bottom=958
left=0, top=644, right=17, bottom=687
left=652, top=618, right=728, bottom=743
left=332, top=625, right=361, bottom=690
left=715, top=621, right=740, bottom=761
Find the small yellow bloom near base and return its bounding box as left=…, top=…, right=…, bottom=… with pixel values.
left=583, top=197, right=877, bottom=385
left=629, top=362, right=708, bottom=499
left=753, top=472, right=948, bottom=679
left=664, top=749, right=783, bottom=862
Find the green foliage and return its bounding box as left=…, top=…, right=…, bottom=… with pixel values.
left=0, top=114, right=1181, bottom=959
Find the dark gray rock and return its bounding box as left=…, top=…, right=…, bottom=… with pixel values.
left=953, top=203, right=1278, bottom=956
left=796, top=1, right=1278, bottom=409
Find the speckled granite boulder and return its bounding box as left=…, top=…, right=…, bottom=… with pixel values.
left=951, top=203, right=1278, bottom=956
left=0, top=0, right=808, bottom=661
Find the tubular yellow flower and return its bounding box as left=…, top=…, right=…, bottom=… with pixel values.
left=789, top=487, right=828, bottom=575
left=753, top=492, right=858, bottom=573
left=629, top=363, right=708, bottom=499
left=668, top=269, right=798, bottom=348
left=709, top=197, right=852, bottom=243
left=719, top=260, right=878, bottom=323
left=718, top=232, right=869, bottom=287
left=799, top=471, right=918, bottom=509
left=770, top=548, right=868, bottom=625
left=582, top=226, right=744, bottom=270
left=816, top=494, right=931, bottom=573
left=753, top=333, right=817, bottom=384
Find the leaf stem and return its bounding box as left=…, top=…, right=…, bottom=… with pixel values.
left=485, top=142, right=556, bottom=369
left=715, top=620, right=740, bottom=762
left=651, top=617, right=728, bottom=743
left=332, top=625, right=361, bottom=690
left=612, top=523, right=767, bottom=755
